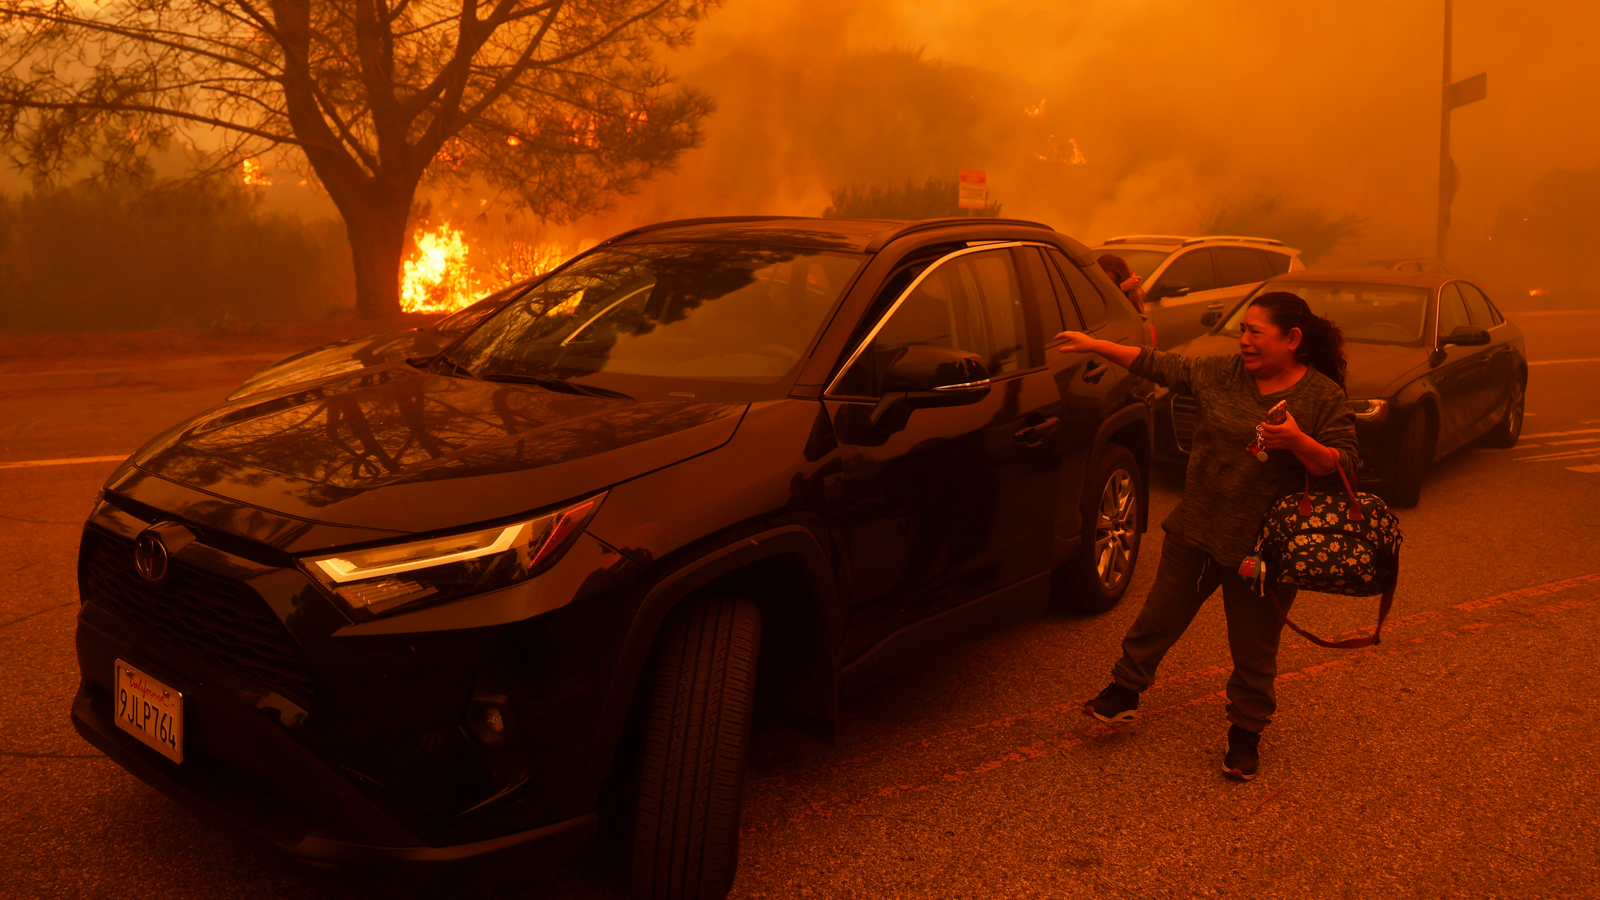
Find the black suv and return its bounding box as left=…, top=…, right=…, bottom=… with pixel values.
left=72, top=217, right=1153, bottom=898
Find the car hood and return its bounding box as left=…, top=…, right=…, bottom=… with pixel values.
left=122, top=362, right=747, bottom=540
left=1168, top=333, right=1426, bottom=399
left=227, top=329, right=449, bottom=401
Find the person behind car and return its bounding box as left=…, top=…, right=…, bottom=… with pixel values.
left=1097, top=253, right=1147, bottom=313
left=1054, top=291, right=1358, bottom=781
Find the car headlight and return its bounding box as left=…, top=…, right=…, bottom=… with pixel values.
left=1350, top=399, right=1390, bottom=422
left=302, top=494, right=603, bottom=618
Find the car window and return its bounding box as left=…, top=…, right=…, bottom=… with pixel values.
left=431, top=285, right=527, bottom=336
left=1223, top=281, right=1429, bottom=345
left=957, top=250, right=1030, bottom=373
left=1152, top=248, right=1217, bottom=295
left=1261, top=251, right=1292, bottom=276
left=1045, top=248, right=1107, bottom=329
left=1020, top=248, right=1067, bottom=339
left=449, top=242, right=863, bottom=392
left=1457, top=282, right=1495, bottom=327
left=837, top=250, right=1026, bottom=396
left=1437, top=284, right=1471, bottom=340
left=1214, top=247, right=1268, bottom=288
left=1040, top=250, right=1086, bottom=331
left=1096, top=249, right=1171, bottom=280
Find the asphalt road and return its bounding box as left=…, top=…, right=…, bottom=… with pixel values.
left=3, top=311, right=1599, bottom=900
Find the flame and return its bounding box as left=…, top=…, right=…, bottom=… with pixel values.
left=506, top=135, right=522, bottom=147
left=401, top=222, right=577, bottom=314
left=1529, top=288, right=1548, bottom=296
left=241, top=158, right=273, bottom=186
left=1035, top=136, right=1088, bottom=164
left=401, top=222, right=481, bottom=314
left=1024, top=98, right=1047, bottom=117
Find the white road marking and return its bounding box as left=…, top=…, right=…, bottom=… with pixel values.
left=1547, top=437, right=1600, bottom=446
left=1519, top=448, right=1600, bottom=463
left=0, top=455, right=126, bottom=471
left=1528, top=358, right=1600, bottom=366
left=1568, top=464, right=1600, bottom=474
left=1523, top=428, right=1600, bottom=439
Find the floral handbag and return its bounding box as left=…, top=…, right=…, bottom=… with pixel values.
left=1245, top=463, right=1403, bottom=649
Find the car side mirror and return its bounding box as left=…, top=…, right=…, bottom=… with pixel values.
left=1439, top=325, right=1490, bottom=347
left=1149, top=281, right=1190, bottom=303
left=872, top=345, right=991, bottom=424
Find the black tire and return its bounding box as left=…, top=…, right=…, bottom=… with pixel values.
left=632, top=595, right=762, bottom=900
left=1052, top=444, right=1142, bottom=613
left=1481, top=376, right=1525, bottom=449
left=1388, top=407, right=1430, bottom=509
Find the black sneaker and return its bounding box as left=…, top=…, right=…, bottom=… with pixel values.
left=1223, top=725, right=1260, bottom=781
left=1083, top=682, right=1139, bottom=724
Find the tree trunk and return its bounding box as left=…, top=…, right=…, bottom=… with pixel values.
left=342, top=197, right=412, bottom=320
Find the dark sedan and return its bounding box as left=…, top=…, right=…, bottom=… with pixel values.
left=1153, top=271, right=1526, bottom=506
left=225, top=282, right=530, bottom=401
left=71, top=216, right=1154, bottom=898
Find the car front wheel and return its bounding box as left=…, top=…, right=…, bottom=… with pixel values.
left=1053, top=444, right=1142, bottom=613
left=633, top=595, right=762, bottom=900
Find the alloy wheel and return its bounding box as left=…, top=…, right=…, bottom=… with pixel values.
left=1094, top=469, right=1137, bottom=590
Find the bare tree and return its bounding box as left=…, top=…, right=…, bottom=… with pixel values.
left=0, top=0, right=716, bottom=318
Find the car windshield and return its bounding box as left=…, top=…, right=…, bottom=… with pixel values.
left=443, top=242, right=863, bottom=397
left=1221, top=281, right=1431, bottom=346
left=431, top=283, right=532, bottom=336
left=1094, top=249, right=1172, bottom=280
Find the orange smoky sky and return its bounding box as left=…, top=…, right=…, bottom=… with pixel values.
left=582, top=0, right=1600, bottom=269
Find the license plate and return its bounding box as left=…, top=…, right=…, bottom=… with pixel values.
left=113, top=660, right=183, bottom=764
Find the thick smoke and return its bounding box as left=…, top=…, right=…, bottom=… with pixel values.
left=575, top=0, right=1600, bottom=297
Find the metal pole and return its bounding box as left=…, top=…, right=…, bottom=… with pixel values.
left=1436, top=0, right=1453, bottom=261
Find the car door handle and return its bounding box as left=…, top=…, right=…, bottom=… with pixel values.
left=1083, top=360, right=1109, bottom=383
left=1015, top=417, right=1060, bottom=444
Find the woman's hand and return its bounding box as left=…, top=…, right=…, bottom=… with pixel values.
left=1055, top=330, right=1098, bottom=353
left=1120, top=274, right=1143, bottom=293
left=1261, top=411, right=1342, bottom=474
left=1258, top=410, right=1308, bottom=451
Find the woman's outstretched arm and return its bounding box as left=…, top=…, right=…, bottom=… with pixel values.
left=1054, top=331, right=1141, bottom=368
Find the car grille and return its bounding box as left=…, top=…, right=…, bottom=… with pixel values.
left=79, top=528, right=316, bottom=700
left=1171, top=396, right=1199, bottom=453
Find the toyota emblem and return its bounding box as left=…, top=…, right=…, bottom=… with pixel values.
left=134, top=533, right=170, bottom=584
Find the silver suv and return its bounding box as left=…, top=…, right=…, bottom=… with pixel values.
left=1092, top=235, right=1304, bottom=348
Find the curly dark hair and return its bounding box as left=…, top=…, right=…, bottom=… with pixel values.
left=1248, top=291, right=1347, bottom=391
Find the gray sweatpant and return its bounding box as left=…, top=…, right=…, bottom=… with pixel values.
left=1111, top=512, right=1297, bottom=734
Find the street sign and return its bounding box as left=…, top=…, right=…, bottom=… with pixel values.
left=958, top=169, right=987, bottom=210
left=1448, top=72, right=1487, bottom=109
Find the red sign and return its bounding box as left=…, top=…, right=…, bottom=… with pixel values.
left=958, top=169, right=987, bottom=210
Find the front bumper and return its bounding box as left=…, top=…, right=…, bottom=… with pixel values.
left=68, top=495, right=639, bottom=878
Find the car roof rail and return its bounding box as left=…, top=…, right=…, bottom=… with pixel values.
left=1101, top=235, right=1188, bottom=246
left=1183, top=235, right=1286, bottom=247
left=595, top=215, right=797, bottom=247
left=862, top=217, right=1055, bottom=253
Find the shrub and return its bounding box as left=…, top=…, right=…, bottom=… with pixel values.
left=0, top=179, right=352, bottom=334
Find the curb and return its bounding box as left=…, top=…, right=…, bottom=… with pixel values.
left=0, top=355, right=276, bottom=394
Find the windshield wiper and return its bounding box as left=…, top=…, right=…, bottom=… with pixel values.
left=480, top=373, right=632, bottom=401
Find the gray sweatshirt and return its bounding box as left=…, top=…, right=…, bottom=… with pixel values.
left=1131, top=347, right=1360, bottom=567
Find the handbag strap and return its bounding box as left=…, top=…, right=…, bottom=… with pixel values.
left=1297, top=456, right=1364, bottom=522
left=1265, top=561, right=1396, bottom=650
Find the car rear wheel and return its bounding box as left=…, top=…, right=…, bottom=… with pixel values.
left=633, top=595, right=761, bottom=900
left=1481, top=377, right=1525, bottom=449
left=1387, top=407, right=1430, bottom=508
left=1053, top=444, right=1142, bottom=613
